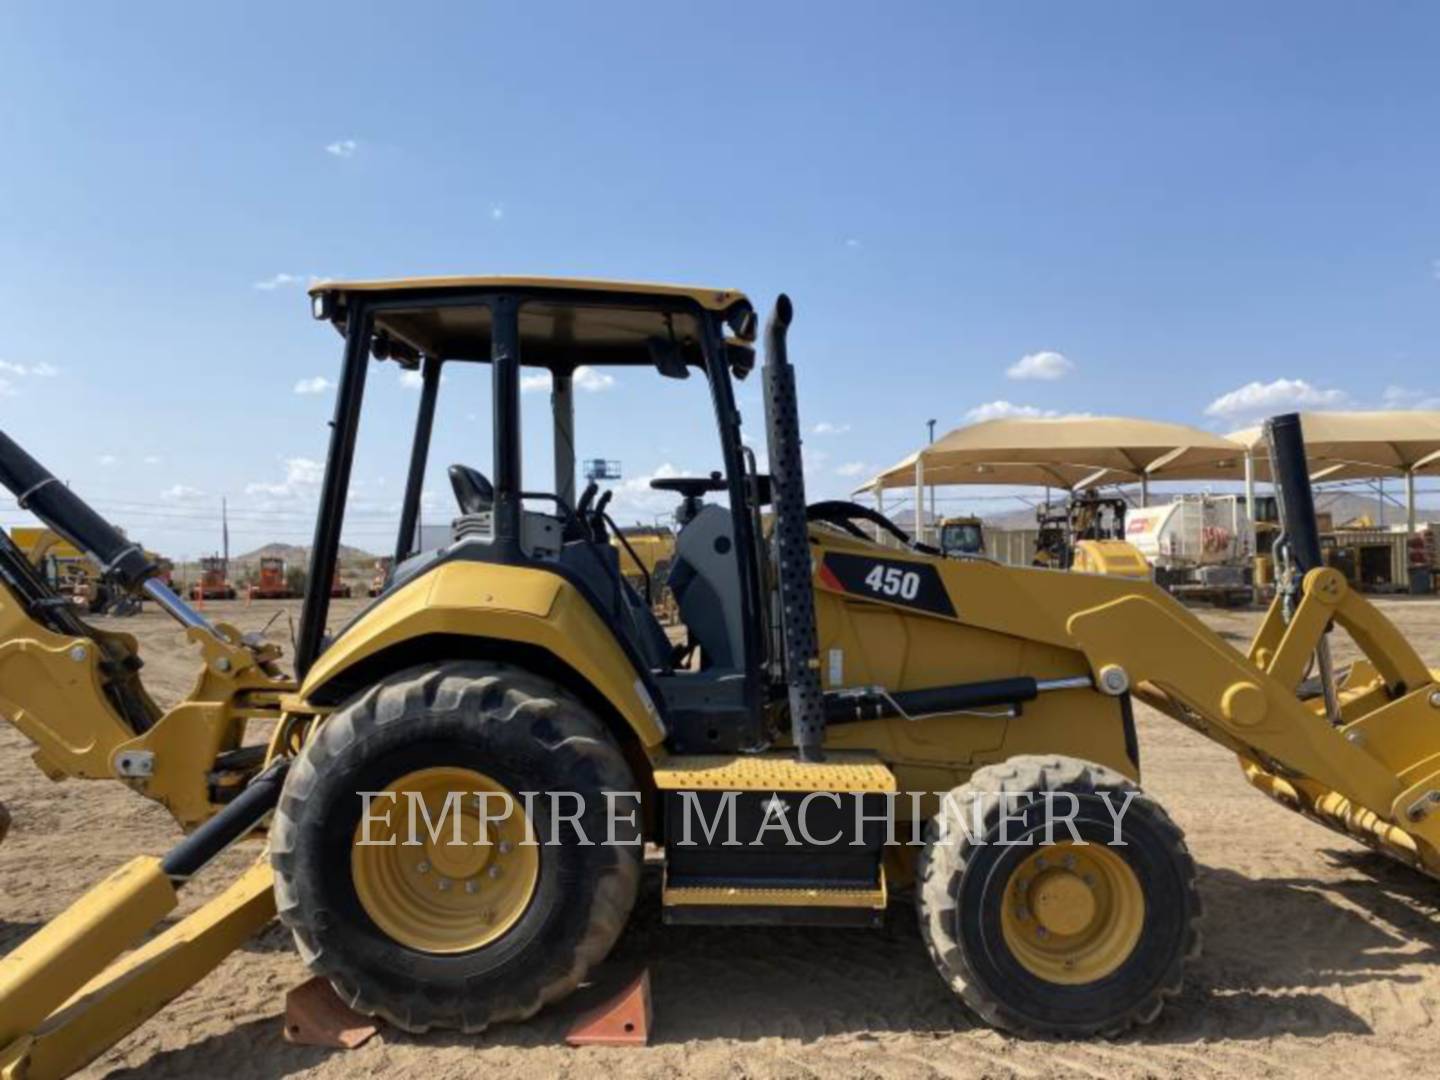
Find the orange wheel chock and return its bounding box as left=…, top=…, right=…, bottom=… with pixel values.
left=283, top=976, right=379, bottom=1049
left=565, top=970, right=653, bottom=1047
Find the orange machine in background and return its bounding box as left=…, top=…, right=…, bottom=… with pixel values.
left=189, top=556, right=236, bottom=601
left=248, top=557, right=295, bottom=600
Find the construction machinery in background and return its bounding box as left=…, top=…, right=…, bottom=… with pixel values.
left=612, top=525, right=677, bottom=622
left=1125, top=494, right=1253, bottom=606
left=247, top=556, right=296, bottom=600
left=937, top=514, right=985, bottom=556
left=1032, top=492, right=1151, bottom=580
left=366, top=556, right=392, bottom=597
left=8, top=526, right=145, bottom=615
left=329, top=567, right=353, bottom=598
left=189, top=555, right=237, bottom=601
left=3, top=277, right=1440, bottom=1078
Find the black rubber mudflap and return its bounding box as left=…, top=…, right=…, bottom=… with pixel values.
left=761, top=295, right=826, bottom=761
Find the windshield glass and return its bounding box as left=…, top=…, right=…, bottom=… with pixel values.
left=940, top=522, right=983, bottom=554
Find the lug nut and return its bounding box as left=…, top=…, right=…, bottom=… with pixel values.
left=1016, top=906, right=1029, bottom=921
left=498, top=840, right=513, bottom=855
left=466, top=880, right=479, bottom=894
left=488, top=865, right=502, bottom=879
left=416, top=861, right=430, bottom=874
left=1036, top=927, right=1049, bottom=940
left=437, top=878, right=451, bottom=892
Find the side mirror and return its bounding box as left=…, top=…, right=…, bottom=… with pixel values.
left=726, top=339, right=756, bottom=380
left=647, top=336, right=690, bottom=380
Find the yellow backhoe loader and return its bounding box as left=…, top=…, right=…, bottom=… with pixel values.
left=2, top=277, right=1440, bottom=1078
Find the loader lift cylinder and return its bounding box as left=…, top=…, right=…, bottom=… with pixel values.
left=761, top=295, right=827, bottom=762
left=1266, top=412, right=1342, bottom=720
left=0, top=429, right=154, bottom=587
left=1264, top=412, right=1323, bottom=575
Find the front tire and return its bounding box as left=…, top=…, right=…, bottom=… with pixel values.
left=917, top=755, right=1201, bottom=1037
left=271, top=661, right=641, bottom=1033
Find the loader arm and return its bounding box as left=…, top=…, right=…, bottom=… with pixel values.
left=1062, top=568, right=1440, bottom=865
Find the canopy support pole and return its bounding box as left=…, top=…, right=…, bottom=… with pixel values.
left=1407, top=468, right=1417, bottom=534
left=1243, top=450, right=1260, bottom=603
left=1140, top=474, right=1150, bottom=508
left=914, top=458, right=926, bottom=545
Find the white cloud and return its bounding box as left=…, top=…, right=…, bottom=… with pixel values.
left=97, top=454, right=119, bottom=467
left=491, top=204, right=504, bottom=221
left=294, top=375, right=334, bottom=395
left=143, top=455, right=163, bottom=465
left=835, top=461, right=875, bottom=478
left=812, top=421, right=851, bottom=435
left=844, top=237, right=862, bottom=249
left=574, top=366, right=615, bottom=392
left=325, top=138, right=358, bottom=158
left=0, top=359, right=59, bottom=378
left=1381, top=385, right=1440, bottom=411
left=606, top=463, right=684, bottom=521
left=245, top=456, right=325, bottom=499
left=161, top=483, right=206, bottom=501
left=1204, top=378, right=1347, bottom=420
left=398, top=370, right=425, bottom=389
left=1006, top=350, right=1074, bottom=381
left=964, top=400, right=1061, bottom=422
left=0, top=377, right=13, bottom=398
left=520, top=366, right=615, bottom=394
left=254, top=272, right=305, bottom=291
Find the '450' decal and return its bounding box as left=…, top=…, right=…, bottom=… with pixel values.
left=818, top=552, right=956, bottom=618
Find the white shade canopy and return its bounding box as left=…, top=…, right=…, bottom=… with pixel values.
left=861, top=416, right=1244, bottom=492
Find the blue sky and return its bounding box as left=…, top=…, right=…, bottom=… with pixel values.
left=2, top=2, right=1437, bottom=557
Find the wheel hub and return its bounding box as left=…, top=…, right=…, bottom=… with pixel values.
left=999, top=841, right=1145, bottom=984
left=1030, top=869, right=1097, bottom=936
left=351, top=766, right=538, bottom=954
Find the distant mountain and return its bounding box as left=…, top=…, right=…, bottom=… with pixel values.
left=234, top=542, right=375, bottom=565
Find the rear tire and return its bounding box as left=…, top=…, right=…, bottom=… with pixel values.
left=917, top=754, right=1201, bottom=1037
left=271, top=661, right=641, bottom=1033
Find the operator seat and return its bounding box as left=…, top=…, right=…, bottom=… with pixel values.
left=667, top=504, right=744, bottom=671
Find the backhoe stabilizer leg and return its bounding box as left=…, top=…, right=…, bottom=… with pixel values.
left=0, top=760, right=288, bottom=1078
left=0, top=857, right=178, bottom=1052
left=0, top=861, right=276, bottom=1080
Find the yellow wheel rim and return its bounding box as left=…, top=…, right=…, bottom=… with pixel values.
left=998, top=841, right=1144, bottom=984
left=351, top=766, right=539, bottom=954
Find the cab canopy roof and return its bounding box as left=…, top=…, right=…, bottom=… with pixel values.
left=309, top=275, right=753, bottom=371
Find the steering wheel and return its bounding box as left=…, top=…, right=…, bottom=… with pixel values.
left=448, top=464, right=494, bottom=514
left=649, top=471, right=727, bottom=498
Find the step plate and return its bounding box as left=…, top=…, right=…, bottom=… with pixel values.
left=653, top=750, right=896, bottom=793
left=662, top=874, right=888, bottom=928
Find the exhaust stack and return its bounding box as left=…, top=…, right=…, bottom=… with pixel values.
left=761, top=295, right=827, bottom=762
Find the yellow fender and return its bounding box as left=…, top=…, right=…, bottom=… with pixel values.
left=300, top=560, right=666, bottom=749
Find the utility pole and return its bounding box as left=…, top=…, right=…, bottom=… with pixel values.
left=222, top=497, right=229, bottom=564
left=926, top=419, right=938, bottom=528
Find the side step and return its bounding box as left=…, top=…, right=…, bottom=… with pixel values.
left=654, top=751, right=895, bottom=927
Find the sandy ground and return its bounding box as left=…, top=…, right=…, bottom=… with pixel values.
left=3, top=596, right=1440, bottom=1079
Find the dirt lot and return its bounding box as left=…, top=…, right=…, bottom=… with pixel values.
left=3, top=596, right=1439, bottom=1078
